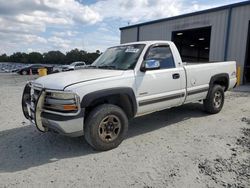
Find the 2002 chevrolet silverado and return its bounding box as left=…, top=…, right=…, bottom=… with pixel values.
left=22, top=41, right=237, bottom=150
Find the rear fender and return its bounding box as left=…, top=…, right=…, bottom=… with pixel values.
left=206, top=73, right=229, bottom=98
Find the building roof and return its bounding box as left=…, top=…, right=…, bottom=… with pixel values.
left=120, top=1, right=250, bottom=30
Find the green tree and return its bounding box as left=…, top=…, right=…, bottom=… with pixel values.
left=28, top=52, right=43, bottom=64
left=0, top=54, right=9, bottom=62
left=20, top=53, right=29, bottom=64
left=84, top=52, right=100, bottom=64
left=65, top=48, right=87, bottom=64
left=43, top=51, right=66, bottom=64
left=0, top=49, right=101, bottom=64
left=8, top=52, right=30, bottom=63
left=9, top=52, right=25, bottom=63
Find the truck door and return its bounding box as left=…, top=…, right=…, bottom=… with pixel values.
left=135, top=44, right=186, bottom=115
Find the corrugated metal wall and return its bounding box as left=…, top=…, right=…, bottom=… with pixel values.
left=121, top=10, right=230, bottom=61
left=227, top=5, right=250, bottom=76
left=120, top=27, right=138, bottom=43
left=120, top=3, right=250, bottom=84
left=139, top=10, right=228, bottom=61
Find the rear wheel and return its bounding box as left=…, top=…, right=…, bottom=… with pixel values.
left=203, top=85, right=224, bottom=114
left=84, top=104, right=128, bottom=151
left=21, top=70, right=28, bottom=75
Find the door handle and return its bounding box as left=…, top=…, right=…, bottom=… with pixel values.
left=172, top=73, right=180, bottom=79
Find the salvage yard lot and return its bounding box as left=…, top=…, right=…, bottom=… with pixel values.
left=0, top=73, right=249, bottom=187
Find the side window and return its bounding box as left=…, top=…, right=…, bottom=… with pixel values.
left=145, top=46, right=175, bottom=69
left=76, top=63, right=85, bottom=67
left=32, top=65, right=41, bottom=68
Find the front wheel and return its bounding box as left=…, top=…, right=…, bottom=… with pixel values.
left=203, top=85, right=224, bottom=114
left=21, top=70, right=28, bottom=75
left=84, top=104, right=128, bottom=151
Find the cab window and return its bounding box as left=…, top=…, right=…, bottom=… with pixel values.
left=145, top=46, right=175, bottom=69
left=76, top=63, right=85, bottom=67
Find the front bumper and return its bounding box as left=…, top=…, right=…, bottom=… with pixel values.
left=22, top=83, right=84, bottom=137
left=41, top=111, right=84, bottom=137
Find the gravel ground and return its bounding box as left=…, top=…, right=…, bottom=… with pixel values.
left=0, top=73, right=249, bottom=188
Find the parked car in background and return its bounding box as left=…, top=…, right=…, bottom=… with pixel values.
left=62, top=61, right=86, bottom=71
left=11, top=68, right=19, bottom=73
left=17, top=64, right=53, bottom=75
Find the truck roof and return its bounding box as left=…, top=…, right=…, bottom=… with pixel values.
left=117, top=40, right=174, bottom=46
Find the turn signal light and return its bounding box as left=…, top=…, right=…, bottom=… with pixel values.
left=63, top=104, right=78, bottom=111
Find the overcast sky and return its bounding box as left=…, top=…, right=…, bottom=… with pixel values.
left=0, top=0, right=245, bottom=54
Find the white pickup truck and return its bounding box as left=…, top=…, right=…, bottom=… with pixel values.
left=22, top=41, right=237, bottom=150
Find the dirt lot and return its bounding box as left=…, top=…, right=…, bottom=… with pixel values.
left=0, top=73, right=249, bottom=188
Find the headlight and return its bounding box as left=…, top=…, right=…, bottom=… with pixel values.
left=44, top=91, right=80, bottom=113
left=50, top=92, right=76, bottom=100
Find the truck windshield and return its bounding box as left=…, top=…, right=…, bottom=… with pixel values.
left=92, top=44, right=145, bottom=70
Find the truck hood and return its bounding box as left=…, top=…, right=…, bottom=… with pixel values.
left=34, top=69, right=124, bottom=90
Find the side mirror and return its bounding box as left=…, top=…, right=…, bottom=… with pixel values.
left=141, top=60, right=160, bottom=72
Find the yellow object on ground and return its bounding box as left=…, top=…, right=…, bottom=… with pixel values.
left=236, top=66, right=241, bottom=85
left=38, top=68, right=47, bottom=76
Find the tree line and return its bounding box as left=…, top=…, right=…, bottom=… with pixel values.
left=0, top=49, right=101, bottom=65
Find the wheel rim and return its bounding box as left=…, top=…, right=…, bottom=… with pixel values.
left=98, top=115, right=121, bottom=142
left=23, top=71, right=27, bottom=75
left=213, top=91, right=222, bottom=108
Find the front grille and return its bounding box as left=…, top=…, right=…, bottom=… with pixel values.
left=30, top=87, right=42, bottom=110
left=25, top=85, right=42, bottom=120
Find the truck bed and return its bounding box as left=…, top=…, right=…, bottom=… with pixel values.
left=182, top=61, right=237, bottom=103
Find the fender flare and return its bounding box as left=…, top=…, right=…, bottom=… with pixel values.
left=81, top=87, right=137, bottom=117
left=209, top=73, right=229, bottom=91
left=206, top=73, right=229, bottom=98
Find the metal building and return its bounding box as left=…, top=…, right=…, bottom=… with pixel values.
left=120, top=1, right=250, bottom=84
